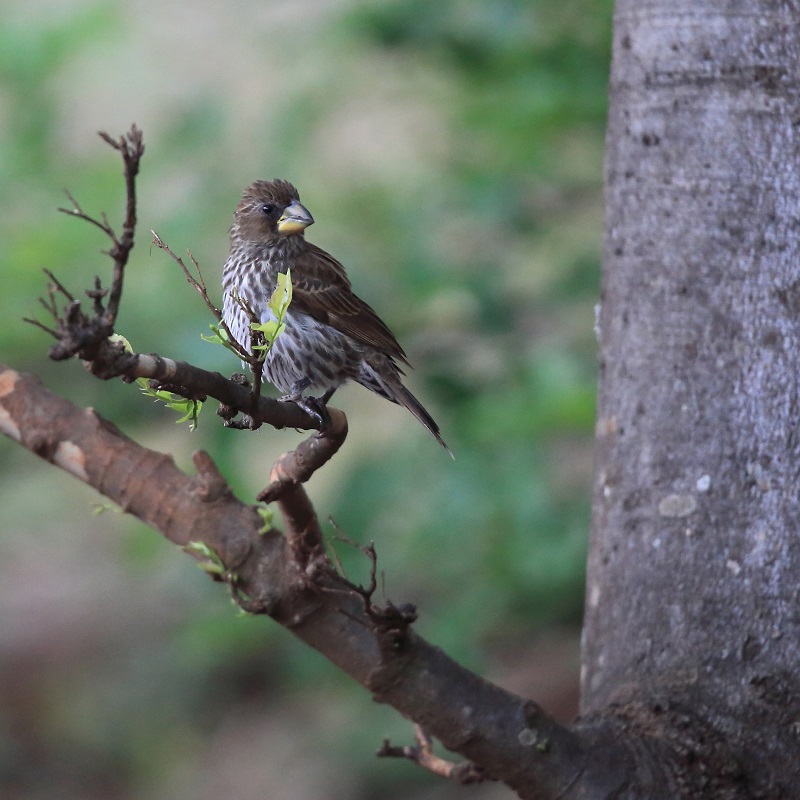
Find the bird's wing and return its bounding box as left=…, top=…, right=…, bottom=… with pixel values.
left=289, top=243, right=410, bottom=366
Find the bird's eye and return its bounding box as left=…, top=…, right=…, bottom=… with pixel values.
left=260, top=204, right=275, bottom=215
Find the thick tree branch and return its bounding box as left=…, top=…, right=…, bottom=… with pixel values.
left=0, top=363, right=642, bottom=799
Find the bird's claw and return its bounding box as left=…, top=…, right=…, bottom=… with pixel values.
left=294, top=395, right=332, bottom=432
left=277, top=379, right=331, bottom=431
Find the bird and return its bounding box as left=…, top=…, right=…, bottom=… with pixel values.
left=221, top=178, right=450, bottom=453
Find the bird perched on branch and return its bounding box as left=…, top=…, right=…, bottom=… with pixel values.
left=221, top=179, right=450, bottom=453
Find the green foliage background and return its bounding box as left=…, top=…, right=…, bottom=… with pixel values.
left=0, top=1, right=611, bottom=798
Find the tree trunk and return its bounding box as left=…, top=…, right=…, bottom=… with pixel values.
left=584, top=0, right=800, bottom=794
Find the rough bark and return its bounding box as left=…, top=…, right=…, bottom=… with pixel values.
left=584, top=1, right=800, bottom=796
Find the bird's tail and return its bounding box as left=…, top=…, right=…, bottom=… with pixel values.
left=358, top=360, right=452, bottom=457
left=395, top=383, right=454, bottom=458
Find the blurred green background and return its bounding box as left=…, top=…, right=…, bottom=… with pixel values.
left=0, top=1, right=610, bottom=798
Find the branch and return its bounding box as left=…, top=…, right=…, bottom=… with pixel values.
left=0, top=363, right=641, bottom=799
left=378, top=725, right=487, bottom=784
left=258, top=408, right=348, bottom=501
left=56, top=126, right=143, bottom=333
left=98, top=126, right=143, bottom=325
left=150, top=230, right=247, bottom=360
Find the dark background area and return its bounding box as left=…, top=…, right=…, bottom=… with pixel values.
left=0, top=1, right=611, bottom=797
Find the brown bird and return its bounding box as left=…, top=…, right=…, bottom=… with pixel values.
left=221, top=179, right=450, bottom=453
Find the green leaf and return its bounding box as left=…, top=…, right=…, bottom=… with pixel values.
left=269, top=269, right=293, bottom=320
left=91, top=501, right=121, bottom=516
left=184, top=541, right=226, bottom=575
left=248, top=268, right=293, bottom=354
left=257, top=506, right=274, bottom=533
left=112, top=332, right=203, bottom=429
left=109, top=332, right=134, bottom=353
left=201, top=324, right=242, bottom=356
left=136, top=379, right=203, bottom=431
left=170, top=399, right=203, bottom=429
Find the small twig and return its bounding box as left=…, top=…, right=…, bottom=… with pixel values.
left=150, top=231, right=255, bottom=370
left=319, top=528, right=417, bottom=644
left=377, top=725, right=487, bottom=785
left=188, top=249, right=206, bottom=288
left=151, top=231, right=220, bottom=317
left=331, top=532, right=379, bottom=602
left=58, top=189, right=118, bottom=241
left=86, top=275, right=108, bottom=317
left=43, top=269, right=75, bottom=302
left=22, top=316, right=58, bottom=337
left=326, top=516, right=350, bottom=580
left=98, top=125, right=144, bottom=326
left=36, top=292, right=58, bottom=319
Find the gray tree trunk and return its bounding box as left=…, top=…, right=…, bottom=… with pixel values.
left=583, top=0, right=800, bottom=794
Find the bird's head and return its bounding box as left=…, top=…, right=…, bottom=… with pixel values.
left=233, top=179, right=314, bottom=243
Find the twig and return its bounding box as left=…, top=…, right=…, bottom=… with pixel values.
left=318, top=526, right=418, bottom=646
left=332, top=532, right=378, bottom=602
left=377, top=725, right=488, bottom=785
left=58, top=188, right=118, bottom=241
left=21, top=316, right=58, bottom=337
left=31, top=125, right=143, bottom=365
left=43, top=268, right=76, bottom=302
left=150, top=231, right=226, bottom=325
left=98, top=126, right=143, bottom=326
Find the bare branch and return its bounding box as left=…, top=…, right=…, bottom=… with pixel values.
left=21, top=316, right=58, bottom=337
left=58, top=188, right=118, bottom=241
left=378, top=725, right=488, bottom=785
left=98, top=125, right=144, bottom=326
left=151, top=230, right=223, bottom=320
left=320, top=530, right=418, bottom=649
left=31, top=125, right=143, bottom=366
left=43, top=268, right=75, bottom=302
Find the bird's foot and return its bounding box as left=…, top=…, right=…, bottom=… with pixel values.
left=295, top=396, right=332, bottom=432
left=280, top=377, right=312, bottom=403
left=279, top=379, right=331, bottom=431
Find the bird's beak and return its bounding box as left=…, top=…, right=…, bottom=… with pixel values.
left=277, top=201, right=314, bottom=235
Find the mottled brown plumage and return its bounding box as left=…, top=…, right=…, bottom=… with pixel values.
left=221, top=179, right=449, bottom=452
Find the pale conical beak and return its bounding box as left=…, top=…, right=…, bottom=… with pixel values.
left=277, top=201, right=314, bottom=235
